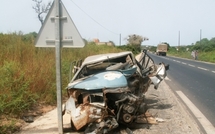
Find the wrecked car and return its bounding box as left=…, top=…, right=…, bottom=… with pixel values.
left=63, top=50, right=168, bottom=133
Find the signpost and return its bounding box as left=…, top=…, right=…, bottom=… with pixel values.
left=35, top=0, right=85, bottom=133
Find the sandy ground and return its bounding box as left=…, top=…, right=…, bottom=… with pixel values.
left=16, top=105, right=72, bottom=134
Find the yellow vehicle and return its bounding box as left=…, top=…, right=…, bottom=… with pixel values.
left=156, top=43, right=168, bottom=56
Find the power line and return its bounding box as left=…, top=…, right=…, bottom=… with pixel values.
left=69, top=0, right=119, bottom=35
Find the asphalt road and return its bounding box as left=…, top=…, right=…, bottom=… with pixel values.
left=148, top=52, right=215, bottom=128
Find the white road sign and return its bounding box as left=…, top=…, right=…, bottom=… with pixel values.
left=35, top=1, right=85, bottom=48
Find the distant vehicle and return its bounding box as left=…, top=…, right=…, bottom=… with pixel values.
left=156, top=43, right=168, bottom=56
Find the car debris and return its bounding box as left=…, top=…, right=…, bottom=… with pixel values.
left=63, top=50, right=168, bottom=133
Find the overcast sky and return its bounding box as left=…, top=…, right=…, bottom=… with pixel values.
left=1, top=0, right=215, bottom=46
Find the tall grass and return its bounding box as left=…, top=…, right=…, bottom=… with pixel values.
left=0, top=33, right=123, bottom=133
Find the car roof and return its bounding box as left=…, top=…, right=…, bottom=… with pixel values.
left=81, top=51, right=134, bottom=66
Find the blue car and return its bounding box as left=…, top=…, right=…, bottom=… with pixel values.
left=63, top=50, right=168, bottom=133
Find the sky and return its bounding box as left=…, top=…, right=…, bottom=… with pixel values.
left=1, top=0, right=215, bottom=46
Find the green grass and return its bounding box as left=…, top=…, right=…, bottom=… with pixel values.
left=197, top=51, right=215, bottom=63
left=167, top=49, right=215, bottom=63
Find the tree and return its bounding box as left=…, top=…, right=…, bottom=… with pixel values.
left=127, top=34, right=148, bottom=52
left=162, top=42, right=170, bottom=50
left=32, top=0, right=52, bottom=25
left=126, top=34, right=148, bottom=46
left=22, top=32, right=38, bottom=43
left=109, top=41, right=115, bottom=46
left=209, top=38, right=215, bottom=48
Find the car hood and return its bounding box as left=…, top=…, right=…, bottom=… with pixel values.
left=67, top=71, right=127, bottom=90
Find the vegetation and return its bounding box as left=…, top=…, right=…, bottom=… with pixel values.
left=117, top=45, right=141, bottom=55
left=147, top=37, right=215, bottom=63
left=0, top=32, right=126, bottom=133
left=168, top=37, right=215, bottom=63
left=124, top=34, right=148, bottom=54
left=127, top=34, right=144, bottom=45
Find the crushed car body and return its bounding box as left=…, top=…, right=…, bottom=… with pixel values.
left=63, top=50, right=168, bottom=133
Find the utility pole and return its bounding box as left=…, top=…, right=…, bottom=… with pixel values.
left=200, top=29, right=202, bottom=45
left=178, top=31, right=180, bottom=50
left=119, top=33, right=121, bottom=46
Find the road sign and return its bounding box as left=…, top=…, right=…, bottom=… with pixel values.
left=35, top=0, right=85, bottom=133
left=35, top=0, right=85, bottom=48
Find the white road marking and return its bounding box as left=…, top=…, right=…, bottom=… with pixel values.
left=212, top=71, right=215, bottom=73
left=188, top=64, right=195, bottom=67
left=173, top=60, right=176, bottom=61
left=164, top=76, right=171, bottom=81
left=176, top=91, right=215, bottom=134
left=197, top=67, right=208, bottom=71
left=181, top=62, right=187, bottom=65
left=176, top=61, right=181, bottom=63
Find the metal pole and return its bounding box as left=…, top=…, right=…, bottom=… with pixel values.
left=55, top=0, right=63, bottom=133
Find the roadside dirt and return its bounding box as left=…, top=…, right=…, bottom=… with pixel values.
left=132, top=81, right=203, bottom=134
left=0, top=103, right=55, bottom=134
left=23, top=104, right=55, bottom=117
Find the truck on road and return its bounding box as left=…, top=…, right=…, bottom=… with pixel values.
left=156, top=43, right=168, bottom=56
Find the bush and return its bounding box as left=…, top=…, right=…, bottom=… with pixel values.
left=0, top=32, right=125, bottom=133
